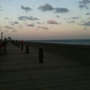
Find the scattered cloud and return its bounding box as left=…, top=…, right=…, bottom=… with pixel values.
left=84, top=27, right=88, bottom=30
left=38, top=4, right=69, bottom=13
left=14, top=21, right=19, bottom=24
left=5, top=30, right=8, bottom=32
left=42, top=27, right=49, bottom=30
left=81, top=21, right=86, bottom=23
left=21, top=5, right=32, bottom=12
left=36, top=29, right=38, bottom=30
left=12, top=30, right=17, bottom=32
left=72, top=17, right=79, bottom=19
left=18, top=16, right=39, bottom=21
left=56, top=15, right=59, bottom=18
left=67, top=21, right=75, bottom=23
left=0, top=6, right=4, bottom=11
left=47, top=20, right=58, bottom=24
left=79, top=4, right=88, bottom=9
left=38, top=3, right=54, bottom=11
left=37, top=26, right=49, bottom=30
left=79, top=0, right=90, bottom=5
left=5, top=25, right=14, bottom=29
left=77, top=23, right=81, bottom=26
left=26, top=23, right=35, bottom=27
left=54, top=7, right=69, bottom=13
left=82, top=21, right=90, bottom=26
left=79, top=0, right=90, bottom=9
left=37, top=22, right=41, bottom=24
left=86, top=13, right=90, bottom=15
left=5, top=17, right=9, bottom=19
left=18, top=25, right=23, bottom=29
left=9, top=21, right=19, bottom=25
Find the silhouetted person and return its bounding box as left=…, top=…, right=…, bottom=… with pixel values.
left=3, top=38, right=7, bottom=54
left=21, top=39, right=24, bottom=44
left=0, top=39, right=4, bottom=54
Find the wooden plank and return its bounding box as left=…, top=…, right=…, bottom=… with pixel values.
left=0, top=42, right=90, bottom=90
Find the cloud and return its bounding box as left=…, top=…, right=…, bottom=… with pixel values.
left=9, top=21, right=19, bottom=25
left=18, top=16, right=39, bottom=21
left=5, top=25, right=14, bottom=29
left=79, top=0, right=90, bottom=9
left=77, top=23, right=81, bottom=26
left=0, top=6, right=4, bottom=11
left=79, top=5, right=88, bottom=9
left=86, top=13, right=90, bottom=15
left=38, top=3, right=69, bottom=14
left=12, top=30, right=17, bottom=32
left=56, top=15, right=59, bottom=18
left=54, top=8, right=69, bottom=13
left=14, top=21, right=19, bottom=24
left=5, top=30, right=8, bottom=32
left=38, top=3, right=54, bottom=11
left=26, top=24, right=35, bottom=27
left=21, top=5, right=32, bottom=12
left=18, top=25, right=23, bottom=29
left=72, top=17, right=79, bottom=19
left=47, top=20, right=58, bottom=24
left=82, top=21, right=90, bottom=26
left=81, top=21, right=86, bottom=23
left=79, top=0, right=90, bottom=5
left=5, top=17, right=9, bottom=19
left=43, top=27, right=49, bottom=30
left=84, top=27, right=88, bottom=30
left=67, top=21, right=75, bottom=23
left=37, top=22, right=41, bottom=24
left=37, top=26, right=49, bottom=30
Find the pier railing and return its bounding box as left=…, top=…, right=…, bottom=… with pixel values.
left=24, top=42, right=90, bottom=63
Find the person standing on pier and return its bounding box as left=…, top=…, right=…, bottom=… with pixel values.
left=3, top=38, right=7, bottom=54
left=0, top=39, right=4, bottom=54
left=21, top=39, right=24, bottom=44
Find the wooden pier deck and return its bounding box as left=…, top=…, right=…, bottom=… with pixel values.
left=0, top=42, right=90, bottom=90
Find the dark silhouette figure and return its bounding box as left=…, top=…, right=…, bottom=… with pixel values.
left=3, top=38, right=8, bottom=54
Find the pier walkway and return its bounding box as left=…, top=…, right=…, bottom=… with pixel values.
left=0, top=42, right=90, bottom=90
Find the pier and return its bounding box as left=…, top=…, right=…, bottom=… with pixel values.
left=0, top=42, right=90, bottom=90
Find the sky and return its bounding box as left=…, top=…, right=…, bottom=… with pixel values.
left=0, top=0, right=90, bottom=40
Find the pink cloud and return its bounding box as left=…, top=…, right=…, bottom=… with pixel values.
left=47, top=20, right=58, bottom=24
left=67, top=21, right=75, bottom=23
left=37, top=26, right=49, bottom=30
left=5, top=25, right=14, bottom=29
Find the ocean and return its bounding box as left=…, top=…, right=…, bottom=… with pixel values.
left=25, top=39, right=90, bottom=45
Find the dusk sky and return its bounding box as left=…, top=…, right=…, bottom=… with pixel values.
left=0, top=0, right=90, bottom=40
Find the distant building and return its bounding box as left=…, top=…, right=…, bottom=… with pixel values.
left=7, top=37, right=12, bottom=41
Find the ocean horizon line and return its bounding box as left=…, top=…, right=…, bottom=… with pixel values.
left=24, top=39, right=90, bottom=45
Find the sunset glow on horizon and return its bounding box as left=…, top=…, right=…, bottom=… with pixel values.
left=0, top=0, right=90, bottom=40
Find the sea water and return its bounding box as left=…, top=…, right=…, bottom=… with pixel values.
left=25, top=39, right=90, bottom=45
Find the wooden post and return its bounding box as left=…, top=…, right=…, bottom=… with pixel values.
left=18, top=42, right=20, bottom=48
left=21, top=44, right=23, bottom=50
left=16, top=40, right=17, bottom=46
left=39, top=47, right=43, bottom=63
left=26, top=45, right=29, bottom=54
